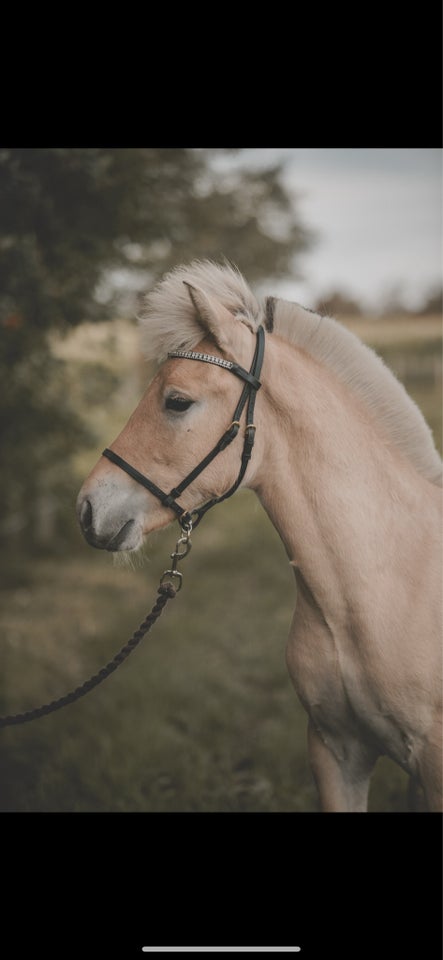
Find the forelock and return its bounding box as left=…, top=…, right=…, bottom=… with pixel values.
left=138, top=259, right=261, bottom=361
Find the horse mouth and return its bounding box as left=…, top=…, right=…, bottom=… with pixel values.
left=83, top=518, right=136, bottom=551
left=106, top=519, right=136, bottom=551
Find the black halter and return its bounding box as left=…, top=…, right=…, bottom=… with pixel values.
left=102, top=325, right=265, bottom=530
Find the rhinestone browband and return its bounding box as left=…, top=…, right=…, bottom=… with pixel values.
left=168, top=350, right=234, bottom=370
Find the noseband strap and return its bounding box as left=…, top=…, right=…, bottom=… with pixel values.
left=102, top=325, right=265, bottom=529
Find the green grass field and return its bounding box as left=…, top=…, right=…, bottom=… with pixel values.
left=0, top=315, right=441, bottom=811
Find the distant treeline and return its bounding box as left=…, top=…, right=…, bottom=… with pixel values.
left=314, top=285, right=442, bottom=318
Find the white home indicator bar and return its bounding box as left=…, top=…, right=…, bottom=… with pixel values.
left=142, top=949, right=301, bottom=954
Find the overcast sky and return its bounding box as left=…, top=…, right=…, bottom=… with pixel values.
left=227, top=149, right=442, bottom=312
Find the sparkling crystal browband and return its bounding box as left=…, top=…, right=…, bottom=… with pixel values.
left=167, top=350, right=234, bottom=370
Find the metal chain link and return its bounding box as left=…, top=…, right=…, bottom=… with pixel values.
left=0, top=523, right=193, bottom=729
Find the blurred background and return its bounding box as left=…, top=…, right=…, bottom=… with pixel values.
left=0, top=147, right=441, bottom=812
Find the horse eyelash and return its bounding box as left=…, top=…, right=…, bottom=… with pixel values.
left=165, top=395, right=194, bottom=412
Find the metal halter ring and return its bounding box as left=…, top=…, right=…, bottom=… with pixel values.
left=160, top=569, right=183, bottom=591
left=179, top=514, right=195, bottom=534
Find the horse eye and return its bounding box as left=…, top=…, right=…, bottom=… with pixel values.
left=165, top=395, right=194, bottom=412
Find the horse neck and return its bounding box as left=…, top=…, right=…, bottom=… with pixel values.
left=251, top=335, right=425, bottom=624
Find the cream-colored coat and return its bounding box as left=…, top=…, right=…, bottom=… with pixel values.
left=77, top=261, right=442, bottom=811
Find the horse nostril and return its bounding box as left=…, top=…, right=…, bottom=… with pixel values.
left=80, top=498, right=93, bottom=532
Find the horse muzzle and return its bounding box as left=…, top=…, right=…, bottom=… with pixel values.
left=78, top=498, right=136, bottom=551
left=76, top=480, right=145, bottom=552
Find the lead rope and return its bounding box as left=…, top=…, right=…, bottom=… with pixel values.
left=0, top=522, right=193, bottom=728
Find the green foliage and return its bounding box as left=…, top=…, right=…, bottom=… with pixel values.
left=0, top=148, right=312, bottom=548
left=0, top=148, right=311, bottom=331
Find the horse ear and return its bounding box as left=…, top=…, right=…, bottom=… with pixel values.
left=183, top=281, right=238, bottom=351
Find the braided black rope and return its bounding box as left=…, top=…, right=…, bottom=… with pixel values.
left=0, top=582, right=176, bottom=728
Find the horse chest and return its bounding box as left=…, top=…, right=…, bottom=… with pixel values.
left=287, top=598, right=418, bottom=768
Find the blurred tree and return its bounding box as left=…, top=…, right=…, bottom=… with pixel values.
left=417, top=285, right=442, bottom=316
left=313, top=289, right=362, bottom=317
left=379, top=282, right=410, bottom=317
left=0, top=148, right=313, bottom=550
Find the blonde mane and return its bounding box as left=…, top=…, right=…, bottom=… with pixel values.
left=139, top=259, right=261, bottom=362
left=139, top=260, right=442, bottom=487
